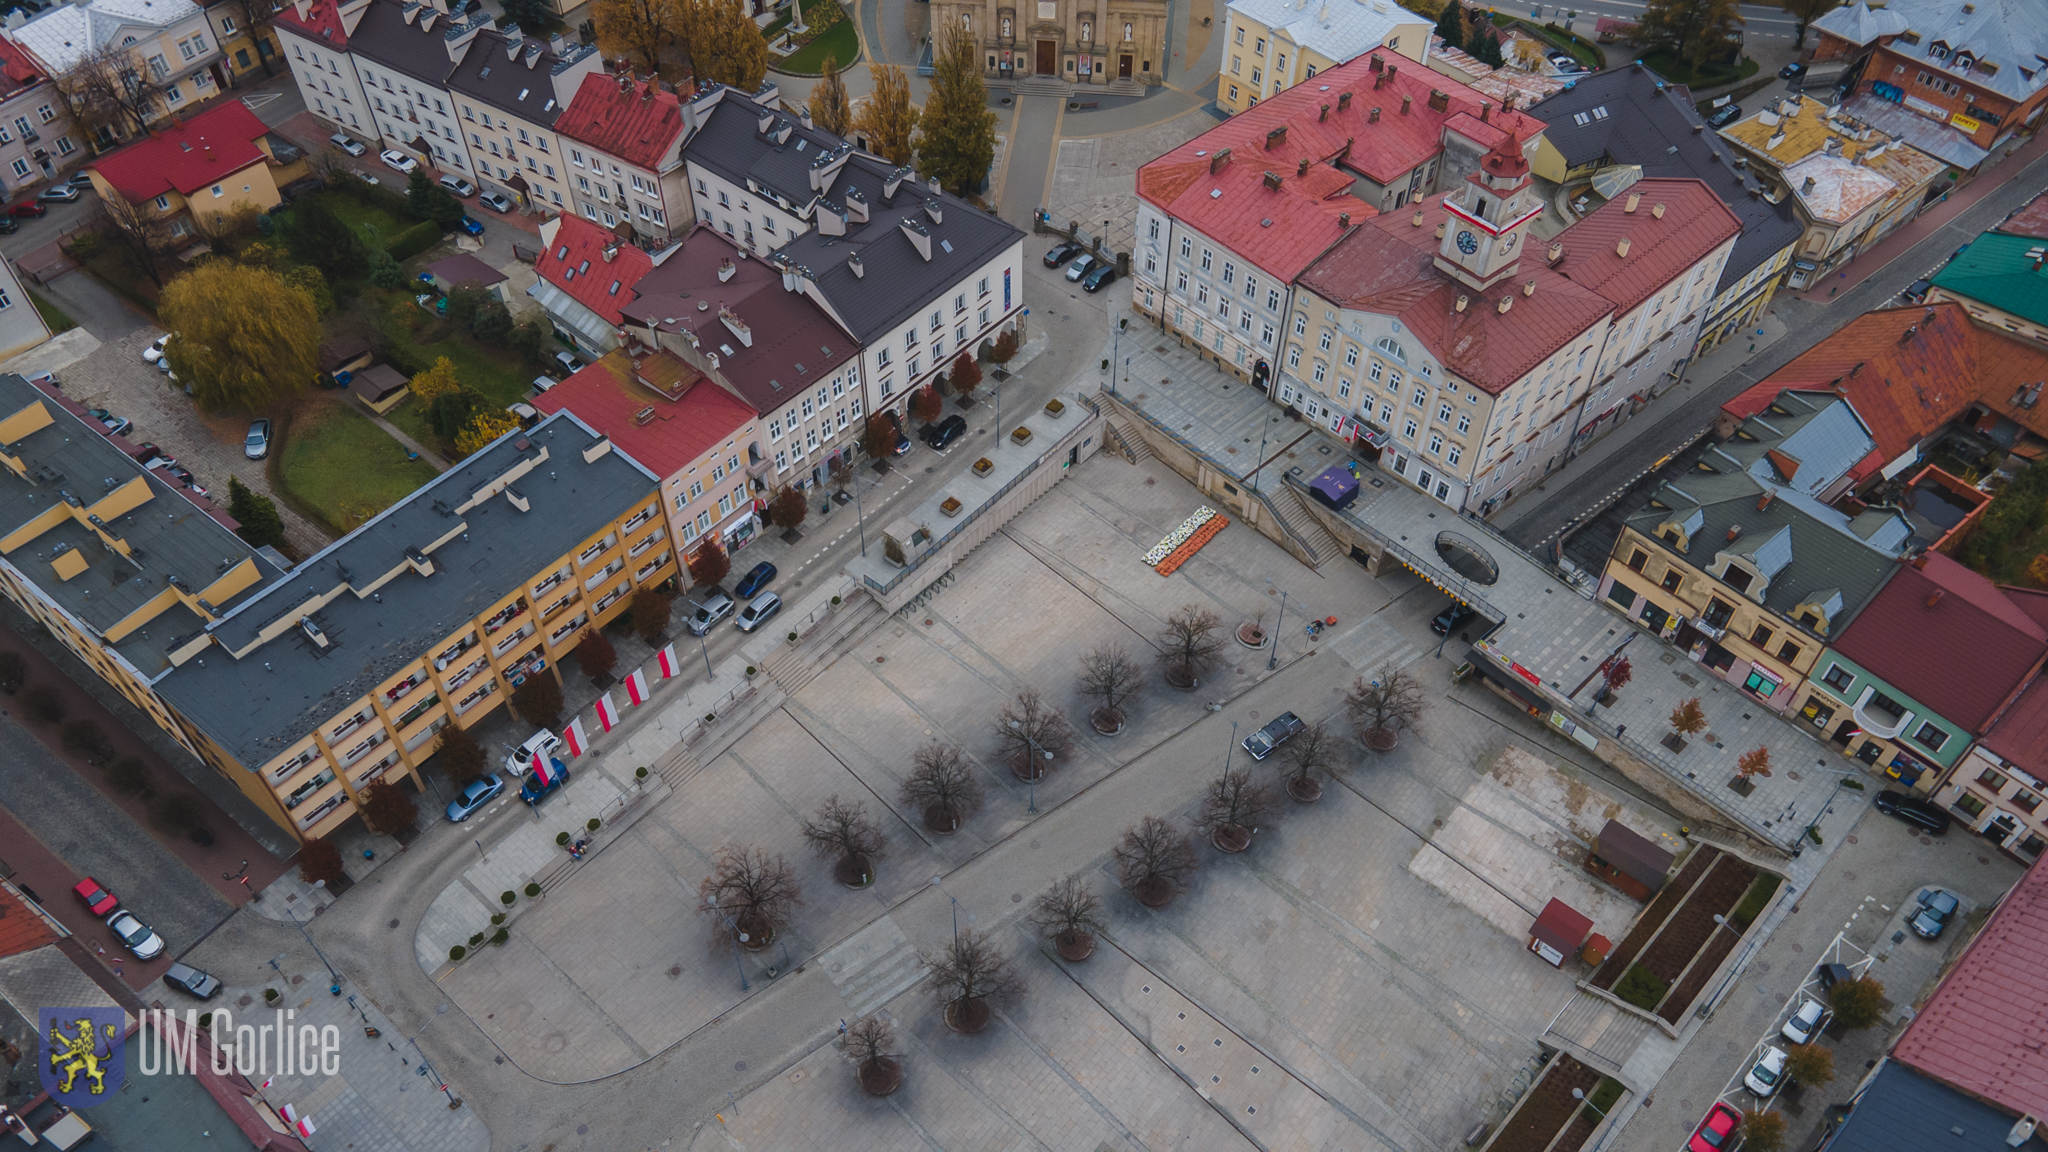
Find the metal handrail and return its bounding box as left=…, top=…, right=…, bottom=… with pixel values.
left=862, top=446, right=1058, bottom=595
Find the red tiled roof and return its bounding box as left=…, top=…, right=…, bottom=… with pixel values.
left=1297, top=198, right=1613, bottom=394
left=271, top=0, right=349, bottom=48
left=553, top=72, right=685, bottom=172
left=531, top=349, right=754, bottom=478
left=1553, top=178, right=1742, bottom=314
left=0, top=880, right=58, bottom=959
left=1894, top=853, right=2048, bottom=1119
left=0, top=36, right=45, bottom=99
left=1143, top=157, right=1368, bottom=282
left=534, top=214, right=656, bottom=328
left=1999, top=194, right=2048, bottom=241
left=1983, top=672, right=2048, bottom=776
left=1831, top=553, right=2048, bottom=733
left=87, top=102, right=272, bottom=204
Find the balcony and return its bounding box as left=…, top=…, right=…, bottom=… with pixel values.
left=492, top=621, right=536, bottom=656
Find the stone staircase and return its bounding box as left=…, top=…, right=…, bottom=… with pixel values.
left=1269, top=484, right=1343, bottom=567
left=1104, top=419, right=1153, bottom=465
left=1009, top=75, right=1069, bottom=97
left=763, top=595, right=887, bottom=695
left=1102, top=77, right=1145, bottom=97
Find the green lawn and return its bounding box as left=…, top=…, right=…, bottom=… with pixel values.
left=28, top=291, right=76, bottom=334
left=1639, top=50, right=1759, bottom=88
left=373, top=289, right=536, bottom=407
left=278, top=396, right=441, bottom=534
left=311, top=189, right=411, bottom=250
left=778, top=8, right=859, bottom=74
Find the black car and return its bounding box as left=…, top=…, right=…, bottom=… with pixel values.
left=733, top=561, right=777, bottom=599
left=1779, top=62, right=1807, bottom=81
left=1901, top=278, right=1933, bottom=303
left=1816, top=961, right=1853, bottom=989
left=921, top=413, right=967, bottom=450
left=1043, top=240, right=1085, bottom=268
left=1431, top=601, right=1476, bottom=636
left=890, top=419, right=912, bottom=455
left=1082, top=263, right=1118, bottom=293
left=0, top=217, right=18, bottom=235
left=1242, top=711, right=1306, bottom=760
left=1705, top=103, right=1742, bottom=129
left=1874, top=789, right=1951, bottom=835
left=1911, top=889, right=1960, bottom=939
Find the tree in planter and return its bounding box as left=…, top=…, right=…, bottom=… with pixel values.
left=828, top=454, right=853, bottom=494
left=357, top=780, right=418, bottom=835
left=630, top=587, right=674, bottom=645
left=1735, top=746, right=1773, bottom=791
left=1114, top=815, right=1197, bottom=908
left=298, top=837, right=347, bottom=886
left=1278, top=719, right=1341, bottom=803
left=510, top=675, right=563, bottom=728
left=1029, top=875, right=1105, bottom=962
left=948, top=352, right=982, bottom=402
left=1737, top=1108, right=1788, bottom=1152
left=1595, top=655, right=1632, bottom=703
left=861, top=414, right=898, bottom=462
left=574, top=630, right=618, bottom=683
left=104, top=756, right=151, bottom=797
left=698, top=846, right=803, bottom=951
left=1077, top=643, right=1145, bottom=733
left=925, top=928, right=1022, bottom=1033
left=60, top=719, right=114, bottom=765
left=992, top=688, right=1072, bottom=780
left=901, top=742, right=985, bottom=833
left=1200, top=769, right=1271, bottom=853
left=989, top=328, right=1019, bottom=365
left=800, top=795, right=886, bottom=888
left=1829, top=975, right=1887, bottom=1030
left=21, top=683, right=65, bottom=724
left=1784, top=1043, right=1833, bottom=1088
left=1346, top=666, right=1425, bottom=752
left=769, top=486, right=808, bottom=532
left=687, top=538, right=731, bottom=590
left=1667, top=697, right=1707, bottom=751
left=436, top=723, right=488, bottom=786
left=0, top=650, right=22, bottom=694
left=1157, top=605, right=1223, bottom=689
left=843, top=1014, right=904, bottom=1096
left=910, top=384, right=944, bottom=425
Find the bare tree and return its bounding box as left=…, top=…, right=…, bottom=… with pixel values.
left=1346, top=666, right=1425, bottom=752
left=308, top=144, right=356, bottom=186
left=800, top=795, right=886, bottom=888
left=992, top=688, right=1072, bottom=781
left=697, top=846, right=803, bottom=952
left=843, top=1015, right=903, bottom=1096
left=1078, top=643, right=1145, bottom=733
left=95, top=197, right=180, bottom=289
left=1279, top=719, right=1342, bottom=802
left=900, top=742, right=985, bottom=833
left=925, top=928, right=1023, bottom=1033
left=1157, top=605, right=1224, bottom=688
left=1114, top=816, right=1197, bottom=908
left=56, top=42, right=166, bottom=142
left=1201, top=769, right=1271, bottom=853
left=1029, top=875, right=1105, bottom=961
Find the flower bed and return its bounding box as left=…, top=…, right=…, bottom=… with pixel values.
left=1144, top=506, right=1218, bottom=566
left=1588, top=845, right=1713, bottom=992
left=1486, top=1053, right=1604, bottom=1152
left=1153, top=513, right=1229, bottom=576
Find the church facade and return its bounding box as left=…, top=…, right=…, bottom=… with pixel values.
left=930, top=0, right=1169, bottom=86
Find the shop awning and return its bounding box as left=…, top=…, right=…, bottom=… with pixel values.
left=1470, top=648, right=1549, bottom=711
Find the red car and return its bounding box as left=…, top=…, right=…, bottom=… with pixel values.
left=9, top=201, right=46, bottom=218
left=1689, top=1103, right=1741, bottom=1152
left=72, top=877, right=118, bottom=916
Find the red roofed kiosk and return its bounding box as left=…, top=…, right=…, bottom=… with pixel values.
left=1529, top=898, right=1594, bottom=967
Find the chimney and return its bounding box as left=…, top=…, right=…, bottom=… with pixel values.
left=1624, top=191, right=1640, bottom=213
left=844, top=187, right=869, bottom=221
left=1387, top=65, right=1398, bottom=81
left=924, top=198, right=943, bottom=224
left=1522, top=279, right=1535, bottom=296
left=717, top=257, right=736, bottom=282
left=1800, top=176, right=1815, bottom=194
left=1926, top=588, right=1946, bottom=608
left=602, top=243, right=619, bottom=263
left=1412, top=208, right=1424, bottom=227
left=1899, top=324, right=1919, bottom=344
left=1297, top=158, right=1310, bottom=177
left=1651, top=203, right=1665, bottom=219
left=1615, top=237, right=1631, bottom=258
left=1480, top=101, right=1491, bottom=123
left=1547, top=240, right=1563, bottom=264
left=1913, top=553, right=1930, bottom=570
left=1497, top=295, right=1513, bottom=314
left=1319, top=104, right=1330, bottom=122
left=1726, top=525, right=1742, bottom=542
left=1338, top=92, right=1352, bottom=111
left=1266, top=125, right=1288, bottom=150
left=758, top=109, right=775, bottom=135
left=1757, top=491, right=1774, bottom=512
left=1263, top=170, right=1283, bottom=191
left=847, top=252, right=864, bottom=278
left=1456, top=294, right=1470, bottom=312
left=1850, top=361, right=1864, bottom=377
left=1209, top=146, right=1232, bottom=174
left=1435, top=222, right=1446, bottom=239
left=798, top=105, right=813, bottom=128
left=1427, top=90, right=1448, bottom=112
left=884, top=165, right=909, bottom=201
left=899, top=215, right=933, bottom=261
left=718, top=304, right=753, bottom=346
left=1370, top=106, right=1381, bottom=123
left=1338, top=212, right=1350, bottom=227
left=1370, top=54, right=1383, bottom=72
left=1402, top=95, right=1413, bottom=115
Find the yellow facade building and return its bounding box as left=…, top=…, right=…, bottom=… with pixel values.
left=1218, top=0, right=1429, bottom=113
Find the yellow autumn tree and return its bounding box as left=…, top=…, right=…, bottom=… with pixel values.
left=408, top=356, right=461, bottom=404
left=856, top=64, right=918, bottom=166
left=684, top=0, right=768, bottom=90
left=594, top=0, right=683, bottom=80
left=455, top=409, right=520, bottom=457
left=158, top=262, right=320, bottom=412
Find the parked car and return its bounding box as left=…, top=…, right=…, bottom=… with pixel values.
left=142, top=334, right=172, bottom=364
left=735, top=591, right=783, bottom=633
left=1043, top=240, right=1085, bottom=267
left=1874, top=789, right=1951, bottom=834
left=162, top=960, right=222, bottom=999
left=733, top=561, right=777, bottom=600
left=1780, top=996, right=1830, bottom=1044
left=1779, top=62, right=1807, bottom=80
left=38, top=185, right=80, bottom=203
left=520, top=759, right=571, bottom=807
left=329, top=132, right=368, bottom=157
left=1082, top=263, right=1117, bottom=293
left=106, top=910, right=165, bottom=959
left=1064, top=254, right=1097, bottom=282
left=10, top=201, right=47, bottom=218
left=244, top=418, right=271, bottom=460
left=1912, top=888, right=1960, bottom=939
left=502, top=729, right=561, bottom=777
left=1816, top=961, right=1854, bottom=990
left=444, top=773, right=506, bottom=822
left=688, top=591, right=736, bottom=635
left=1688, top=1103, right=1741, bottom=1152
left=96, top=413, right=132, bottom=437
left=891, top=420, right=912, bottom=455
left=352, top=170, right=381, bottom=186
left=921, top=413, right=967, bottom=450
left=380, top=149, right=418, bottom=173
left=479, top=191, right=515, bottom=213
left=553, top=350, right=585, bottom=375
left=0, top=217, right=18, bottom=234
left=1431, top=601, right=1476, bottom=636
left=508, top=401, right=541, bottom=428
left=129, top=443, right=166, bottom=465
left=1948, top=243, right=1971, bottom=264
left=1901, top=278, right=1933, bottom=302
left=439, top=174, right=477, bottom=197
left=530, top=374, right=557, bottom=393
left=1705, top=103, right=1743, bottom=129
left=72, top=878, right=118, bottom=917
left=1744, top=1045, right=1788, bottom=1096
left=1242, top=711, right=1305, bottom=760
left=457, top=214, right=484, bottom=237
left=67, top=172, right=95, bottom=189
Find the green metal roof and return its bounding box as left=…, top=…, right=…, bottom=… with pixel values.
left=1930, top=231, right=2048, bottom=328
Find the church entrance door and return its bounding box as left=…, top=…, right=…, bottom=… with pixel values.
left=1036, top=39, right=1057, bottom=74
left=1118, top=53, right=1132, bottom=78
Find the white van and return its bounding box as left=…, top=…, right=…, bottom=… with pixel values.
left=503, top=729, right=561, bottom=777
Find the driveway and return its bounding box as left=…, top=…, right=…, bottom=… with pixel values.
left=57, top=328, right=330, bottom=557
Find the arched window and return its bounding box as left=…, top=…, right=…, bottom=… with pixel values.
left=1374, top=336, right=1407, bottom=364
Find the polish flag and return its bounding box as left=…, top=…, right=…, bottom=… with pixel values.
left=277, top=1104, right=298, bottom=1124
left=595, top=691, right=621, bottom=732
left=294, top=1117, right=318, bottom=1138
left=626, top=668, right=650, bottom=706
left=657, top=644, right=680, bottom=679
left=530, top=753, right=556, bottom=787
left=564, top=716, right=589, bottom=757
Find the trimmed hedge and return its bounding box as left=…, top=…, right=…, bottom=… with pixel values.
left=384, top=220, right=443, bottom=262
left=1613, top=965, right=1669, bottom=1012
left=1728, top=873, right=1782, bottom=929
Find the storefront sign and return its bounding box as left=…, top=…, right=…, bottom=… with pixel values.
left=1950, top=112, right=1983, bottom=134
left=1904, top=94, right=1948, bottom=119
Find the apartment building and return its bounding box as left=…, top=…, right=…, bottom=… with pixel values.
left=85, top=101, right=296, bottom=240
left=532, top=347, right=757, bottom=560
left=0, top=36, right=83, bottom=196
left=552, top=71, right=691, bottom=244
left=10, top=0, right=225, bottom=148
left=201, top=0, right=283, bottom=82
left=1927, top=225, right=2048, bottom=345
left=1218, top=0, right=1429, bottom=114
left=1936, top=677, right=2048, bottom=862
left=0, top=253, right=47, bottom=362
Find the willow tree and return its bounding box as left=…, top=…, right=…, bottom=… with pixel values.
left=160, top=263, right=320, bottom=412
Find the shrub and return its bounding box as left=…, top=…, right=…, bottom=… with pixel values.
left=491, top=928, right=509, bottom=946
left=510, top=675, right=563, bottom=727
left=298, top=837, right=346, bottom=885
left=1612, top=965, right=1669, bottom=1011
left=1729, top=873, right=1782, bottom=928
left=1830, top=975, right=1887, bottom=1030
left=60, top=719, right=113, bottom=762
left=490, top=912, right=505, bottom=926
left=357, top=780, right=418, bottom=834
left=146, top=791, right=206, bottom=835
left=469, top=932, right=485, bottom=947
left=449, top=945, right=467, bottom=961
left=383, top=220, right=442, bottom=261
left=263, top=988, right=280, bottom=1002
left=524, top=881, right=541, bottom=898
left=635, top=766, right=649, bottom=780
left=21, top=683, right=65, bottom=724
left=574, top=630, right=617, bottom=681
left=586, top=817, right=601, bottom=832
left=500, top=890, right=517, bottom=906
left=1784, top=1042, right=1834, bottom=1087
left=105, top=756, right=151, bottom=797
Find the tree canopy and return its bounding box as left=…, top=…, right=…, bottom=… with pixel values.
left=407, top=168, right=464, bottom=227
left=808, top=53, right=853, bottom=136
left=915, top=29, right=998, bottom=197
left=1639, top=0, right=1744, bottom=68
left=227, top=477, right=286, bottom=549
left=160, top=262, right=321, bottom=412
left=1434, top=0, right=1464, bottom=50
left=594, top=0, right=683, bottom=79
left=687, top=0, right=769, bottom=90
left=284, top=197, right=367, bottom=281
left=857, top=65, right=919, bottom=166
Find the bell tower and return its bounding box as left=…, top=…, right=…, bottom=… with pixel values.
left=1433, top=137, right=1543, bottom=292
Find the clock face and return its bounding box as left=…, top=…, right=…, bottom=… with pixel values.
left=1499, top=232, right=1519, bottom=254
left=1456, top=230, right=1478, bottom=255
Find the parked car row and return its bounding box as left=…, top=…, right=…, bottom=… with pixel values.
left=1044, top=241, right=1119, bottom=292
left=688, top=562, right=781, bottom=636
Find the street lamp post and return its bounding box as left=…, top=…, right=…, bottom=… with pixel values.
left=697, top=626, right=714, bottom=679
left=1268, top=590, right=1287, bottom=671
left=851, top=472, right=867, bottom=557
left=1008, top=719, right=1056, bottom=813
left=1224, top=720, right=1238, bottom=775
left=1571, top=1087, right=1606, bottom=1121
left=702, top=894, right=751, bottom=991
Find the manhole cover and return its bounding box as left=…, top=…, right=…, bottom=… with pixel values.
left=1920, top=836, right=1933, bottom=845
left=577, top=1126, right=589, bottom=1136
left=1755, top=961, right=1771, bottom=974
left=668, top=965, right=682, bottom=978
left=1249, top=710, right=1259, bottom=719
left=1011, top=893, right=1022, bottom=902
left=495, top=1056, right=504, bottom=1064
left=924, top=618, right=934, bottom=625
left=925, top=467, right=935, bottom=474
left=389, top=919, right=400, bottom=929
left=1145, top=477, right=1156, bottom=485
left=1030, top=839, right=1040, bottom=849
left=735, top=1061, right=747, bottom=1071
left=1791, top=943, right=1803, bottom=952
left=1846, top=835, right=1858, bottom=844
left=1842, top=870, right=1856, bottom=881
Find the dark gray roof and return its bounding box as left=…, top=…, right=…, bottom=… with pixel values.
left=682, top=93, right=1025, bottom=343
left=153, top=412, right=657, bottom=770
left=1529, top=65, right=1805, bottom=295
left=0, top=374, right=282, bottom=679
left=444, top=28, right=594, bottom=127
left=1830, top=1061, right=2038, bottom=1152
left=348, top=1, right=480, bottom=88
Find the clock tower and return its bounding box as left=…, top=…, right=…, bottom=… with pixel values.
left=1433, top=137, right=1543, bottom=292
